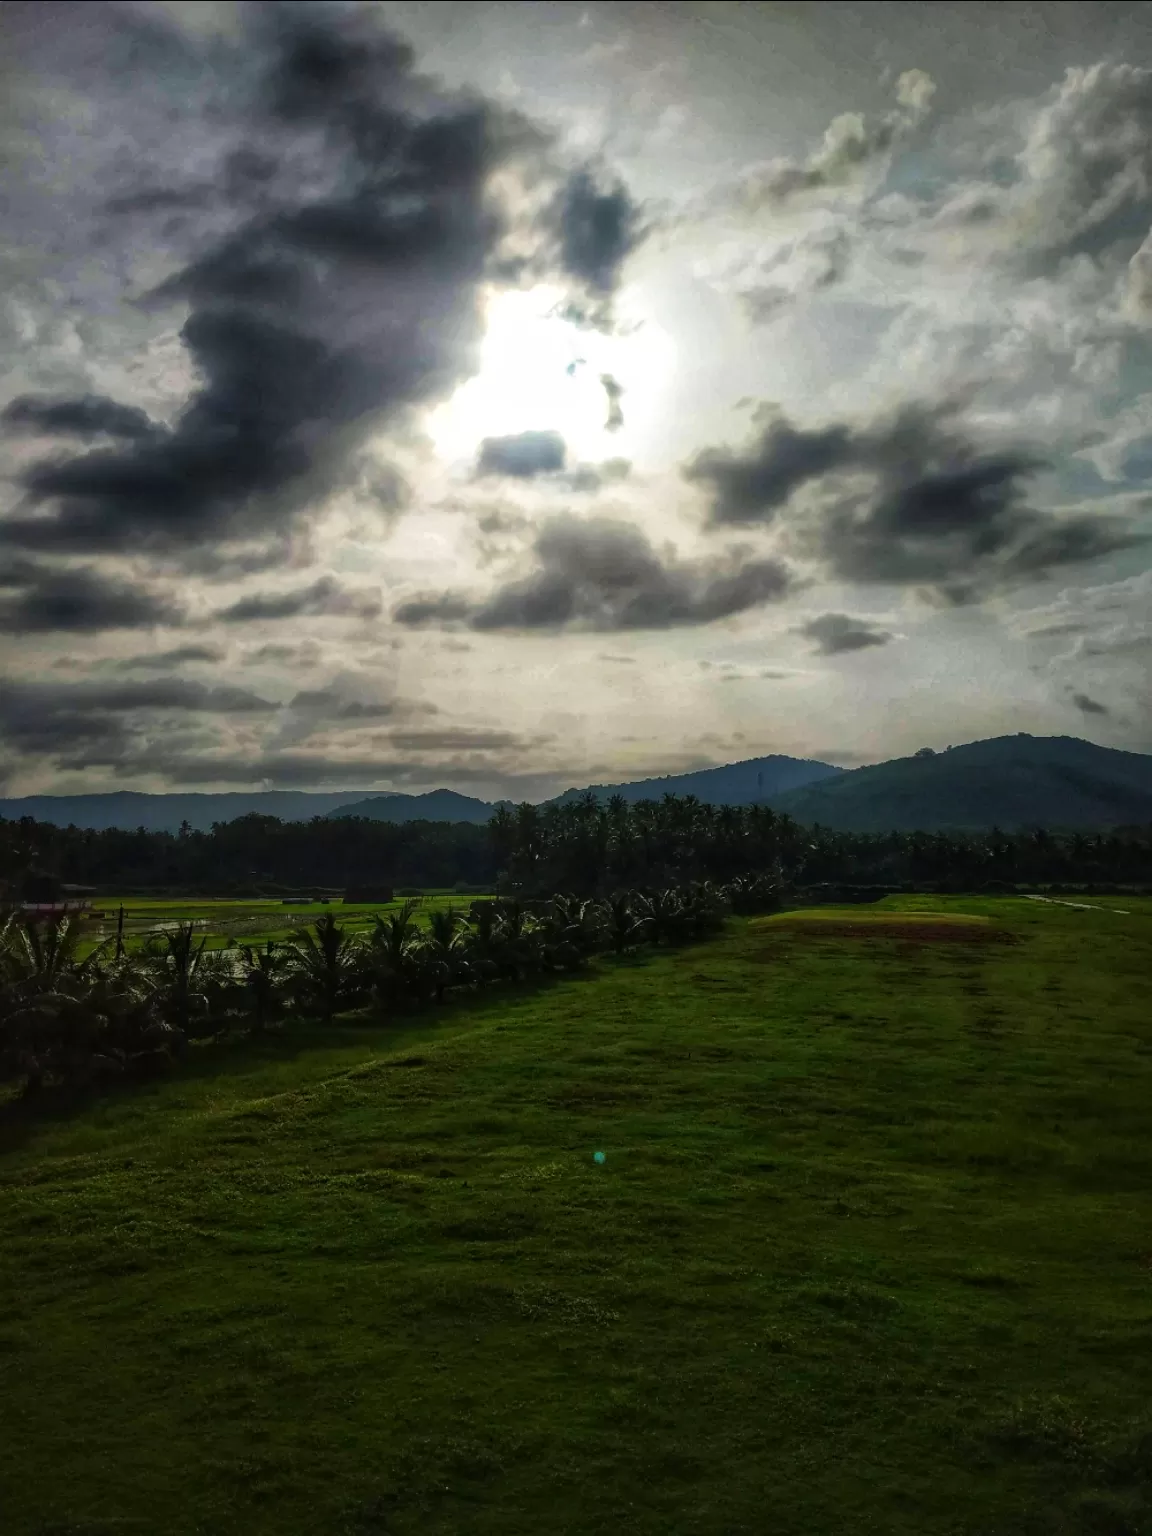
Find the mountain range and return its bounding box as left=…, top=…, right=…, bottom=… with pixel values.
left=327, top=754, right=844, bottom=825
left=0, top=789, right=375, bottom=833
left=2, top=735, right=1150, bottom=834
left=0, top=754, right=842, bottom=832
left=766, top=735, right=1152, bottom=833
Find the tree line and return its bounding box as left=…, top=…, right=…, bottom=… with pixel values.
left=3, top=790, right=1151, bottom=1103
left=1, top=882, right=752, bottom=1100
left=0, top=812, right=495, bottom=896
left=487, top=794, right=1152, bottom=896
left=2, top=796, right=1152, bottom=898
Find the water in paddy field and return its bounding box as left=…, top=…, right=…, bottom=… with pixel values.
left=78, top=899, right=418, bottom=949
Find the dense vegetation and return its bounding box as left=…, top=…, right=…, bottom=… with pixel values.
left=488, top=795, right=1152, bottom=895
left=0, top=879, right=769, bottom=1100
left=0, top=811, right=497, bottom=894
left=3, top=795, right=1152, bottom=898
left=2, top=895, right=1150, bottom=1533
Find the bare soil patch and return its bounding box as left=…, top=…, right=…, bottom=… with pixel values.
left=753, top=911, right=1017, bottom=946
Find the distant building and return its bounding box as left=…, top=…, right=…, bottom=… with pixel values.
left=19, top=900, right=91, bottom=919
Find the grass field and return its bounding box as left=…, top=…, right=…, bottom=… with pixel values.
left=76, top=892, right=489, bottom=955
left=2, top=894, right=1151, bottom=1534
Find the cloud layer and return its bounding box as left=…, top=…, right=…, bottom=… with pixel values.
left=395, top=513, right=793, bottom=632
left=686, top=405, right=1150, bottom=601
left=0, top=7, right=643, bottom=577
left=2, top=5, right=1149, bottom=797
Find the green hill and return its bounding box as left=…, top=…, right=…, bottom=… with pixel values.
left=766, top=734, right=1152, bottom=832
left=326, top=788, right=497, bottom=824
left=547, top=753, right=842, bottom=807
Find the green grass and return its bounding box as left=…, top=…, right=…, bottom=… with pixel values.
left=2, top=894, right=1151, bottom=1534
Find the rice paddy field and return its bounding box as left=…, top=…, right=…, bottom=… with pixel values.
left=2, top=893, right=1152, bottom=1534
left=75, top=892, right=489, bottom=955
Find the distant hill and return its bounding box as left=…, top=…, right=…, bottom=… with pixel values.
left=764, top=735, right=1152, bottom=833
left=327, top=789, right=497, bottom=825
left=5, top=736, right=1149, bottom=834
left=0, top=790, right=376, bottom=833
left=547, top=754, right=843, bottom=808
left=329, top=754, right=844, bottom=824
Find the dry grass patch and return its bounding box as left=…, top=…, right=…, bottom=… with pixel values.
left=751, top=908, right=1016, bottom=945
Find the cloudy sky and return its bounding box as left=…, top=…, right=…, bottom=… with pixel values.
left=2, top=0, right=1151, bottom=801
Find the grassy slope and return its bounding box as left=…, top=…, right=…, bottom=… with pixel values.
left=2, top=896, right=1151, bottom=1535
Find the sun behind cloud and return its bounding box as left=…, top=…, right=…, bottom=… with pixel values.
left=425, top=284, right=673, bottom=469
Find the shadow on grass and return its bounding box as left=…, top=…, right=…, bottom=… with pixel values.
left=0, top=945, right=669, bottom=1154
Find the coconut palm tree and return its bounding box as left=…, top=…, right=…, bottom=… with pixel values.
left=461, top=899, right=504, bottom=984
left=539, top=894, right=604, bottom=968
left=366, top=900, right=424, bottom=1012
left=141, top=923, right=220, bottom=1037
left=284, top=913, right=358, bottom=1024
left=0, top=913, right=168, bottom=1095
left=421, top=906, right=473, bottom=1002
left=236, top=939, right=287, bottom=1035
left=1, top=911, right=107, bottom=995
left=491, top=898, right=544, bottom=981
left=724, top=872, right=783, bottom=916
left=598, top=891, right=649, bottom=954
left=631, top=887, right=685, bottom=947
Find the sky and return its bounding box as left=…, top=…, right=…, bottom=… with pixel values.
left=2, top=0, right=1151, bottom=802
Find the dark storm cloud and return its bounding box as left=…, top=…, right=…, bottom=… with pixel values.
left=1, top=393, right=159, bottom=441
left=77, top=747, right=539, bottom=790
left=286, top=689, right=396, bottom=720
left=115, top=644, right=226, bottom=670
left=477, top=430, right=567, bottom=478
left=557, top=457, right=631, bottom=494
left=392, top=591, right=476, bottom=627
left=0, top=7, right=641, bottom=568
left=1070, top=690, right=1109, bottom=715
left=0, top=559, right=184, bottom=633
left=686, top=417, right=856, bottom=523
left=388, top=728, right=530, bottom=750
left=799, top=613, right=894, bottom=655
left=0, top=677, right=275, bottom=766
left=216, top=575, right=381, bottom=623
left=601, top=373, right=624, bottom=432
left=995, top=516, right=1152, bottom=580
left=104, top=186, right=214, bottom=217
left=688, top=404, right=1152, bottom=598
left=394, top=514, right=793, bottom=633
left=8, top=679, right=275, bottom=718
left=167, top=537, right=306, bottom=583
left=243, top=642, right=322, bottom=666
left=821, top=459, right=1149, bottom=598
left=550, top=169, right=644, bottom=295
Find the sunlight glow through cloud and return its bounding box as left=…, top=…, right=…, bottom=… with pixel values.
left=425, top=285, right=674, bottom=469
